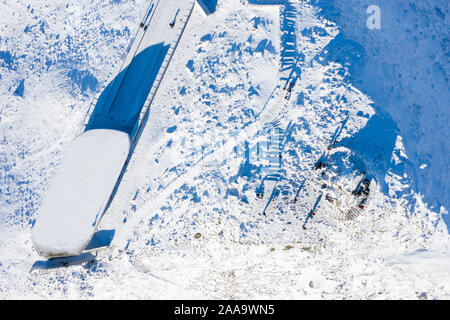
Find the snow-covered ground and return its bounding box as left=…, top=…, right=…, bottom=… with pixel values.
left=0, top=0, right=449, bottom=299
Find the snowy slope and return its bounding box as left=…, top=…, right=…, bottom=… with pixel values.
left=0, top=0, right=449, bottom=299
left=310, top=0, right=450, bottom=227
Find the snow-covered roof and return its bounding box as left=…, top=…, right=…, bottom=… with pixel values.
left=32, top=129, right=130, bottom=257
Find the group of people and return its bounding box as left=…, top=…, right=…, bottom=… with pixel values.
left=283, top=73, right=298, bottom=101
left=353, top=178, right=371, bottom=209
left=352, top=178, right=371, bottom=197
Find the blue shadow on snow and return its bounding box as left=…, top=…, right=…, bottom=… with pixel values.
left=30, top=253, right=96, bottom=272
left=85, top=42, right=169, bottom=137
left=84, top=229, right=115, bottom=251
left=196, top=0, right=218, bottom=15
